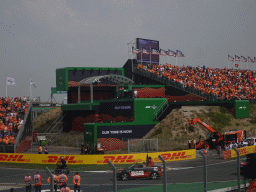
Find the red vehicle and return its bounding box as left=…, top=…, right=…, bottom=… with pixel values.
left=116, top=164, right=162, bottom=181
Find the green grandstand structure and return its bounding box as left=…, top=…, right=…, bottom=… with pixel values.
left=56, top=61, right=249, bottom=150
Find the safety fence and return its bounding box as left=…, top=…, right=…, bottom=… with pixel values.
left=0, top=148, right=255, bottom=192
left=128, top=138, right=158, bottom=153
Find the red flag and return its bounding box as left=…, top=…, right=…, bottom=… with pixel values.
left=235, top=64, right=239, bottom=68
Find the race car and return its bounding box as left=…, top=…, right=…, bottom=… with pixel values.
left=116, top=164, right=162, bottom=181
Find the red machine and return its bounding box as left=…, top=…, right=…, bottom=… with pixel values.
left=188, top=118, right=246, bottom=149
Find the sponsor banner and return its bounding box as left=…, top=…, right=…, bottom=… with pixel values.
left=0, top=149, right=195, bottom=165
left=223, top=145, right=256, bottom=159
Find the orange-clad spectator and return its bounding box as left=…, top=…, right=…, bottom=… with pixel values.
left=73, top=172, right=81, bottom=192
left=34, top=171, right=42, bottom=192
left=59, top=171, right=68, bottom=190
left=3, top=135, right=10, bottom=145
left=38, top=145, right=43, bottom=154
left=47, top=171, right=59, bottom=192
left=24, top=173, right=32, bottom=192
left=60, top=183, right=71, bottom=192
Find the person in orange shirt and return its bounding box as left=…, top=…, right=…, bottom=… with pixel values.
left=34, top=171, right=42, bottom=192
left=73, top=172, right=81, bottom=192
left=24, top=173, right=32, bottom=192
left=60, top=183, right=71, bottom=192
left=47, top=171, right=59, bottom=192
left=38, top=145, right=42, bottom=154
left=59, top=170, right=68, bottom=190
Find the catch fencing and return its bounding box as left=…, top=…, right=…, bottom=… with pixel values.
left=0, top=148, right=254, bottom=192
left=128, top=138, right=158, bottom=153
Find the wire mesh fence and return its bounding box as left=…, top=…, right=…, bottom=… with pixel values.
left=128, top=138, right=158, bottom=153
left=0, top=149, right=254, bottom=192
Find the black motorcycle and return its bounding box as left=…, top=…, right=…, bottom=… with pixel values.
left=55, top=162, right=70, bottom=175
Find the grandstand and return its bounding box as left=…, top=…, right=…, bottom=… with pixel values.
left=0, top=97, right=30, bottom=152
left=8, top=38, right=252, bottom=153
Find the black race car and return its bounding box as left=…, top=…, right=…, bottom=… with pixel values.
left=116, top=164, right=162, bottom=181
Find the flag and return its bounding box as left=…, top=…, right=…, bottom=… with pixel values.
left=254, top=57, right=256, bottom=63
left=181, top=53, right=185, bottom=57
left=235, top=55, right=240, bottom=61
left=248, top=56, right=253, bottom=63
left=160, top=49, right=167, bottom=56
left=151, top=49, right=159, bottom=55
left=31, top=79, right=36, bottom=88
left=176, top=50, right=183, bottom=57
left=142, top=48, right=149, bottom=54
left=168, top=49, right=176, bottom=57
left=240, top=56, right=247, bottom=62
left=6, top=77, right=15, bottom=85
left=228, top=55, right=234, bottom=61
left=234, top=64, right=239, bottom=68
left=132, top=47, right=141, bottom=54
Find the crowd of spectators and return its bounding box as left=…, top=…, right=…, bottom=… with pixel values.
left=138, top=63, right=256, bottom=100
left=0, top=97, right=29, bottom=145
left=223, top=139, right=255, bottom=151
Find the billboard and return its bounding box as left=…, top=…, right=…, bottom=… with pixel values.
left=99, top=101, right=134, bottom=118
left=136, top=38, right=159, bottom=64
left=97, top=124, right=155, bottom=139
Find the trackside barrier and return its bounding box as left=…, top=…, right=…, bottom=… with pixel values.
left=0, top=149, right=196, bottom=165
left=158, top=155, right=167, bottom=192
left=199, top=150, right=207, bottom=192
left=45, top=167, right=54, bottom=192
left=108, top=160, right=117, bottom=192
left=223, top=145, right=256, bottom=159
left=234, top=148, right=241, bottom=192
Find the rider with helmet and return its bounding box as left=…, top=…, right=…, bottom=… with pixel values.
left=57, top=157, right=67, bottom=170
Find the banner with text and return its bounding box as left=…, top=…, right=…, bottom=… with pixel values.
left=223, top=145, right=256, bottom=159
left=0, top=149, right=195, bottom=165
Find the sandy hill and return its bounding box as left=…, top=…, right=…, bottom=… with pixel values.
left=143, top=105, right=256, bottom=151
left=32, top=104, right=256, bottom=152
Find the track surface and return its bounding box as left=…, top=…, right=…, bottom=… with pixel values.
left=0, top=151, right=241, bottom=191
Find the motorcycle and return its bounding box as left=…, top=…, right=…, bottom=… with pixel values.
left=55, top=162, right=70, bottom=175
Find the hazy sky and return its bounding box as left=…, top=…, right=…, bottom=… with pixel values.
left=1, top=0, right=256, bottom=102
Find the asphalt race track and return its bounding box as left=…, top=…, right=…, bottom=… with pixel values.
left=0, top=151, right=241, bottom=192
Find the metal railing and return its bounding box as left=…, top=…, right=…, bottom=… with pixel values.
left=133, top=68, right=219, bottom=101
left=152, top=98, right=168, bottom=121
left=14, top=102, right=32, bottom=153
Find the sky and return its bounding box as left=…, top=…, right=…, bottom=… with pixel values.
left=1, top=0, right=256, bottom=102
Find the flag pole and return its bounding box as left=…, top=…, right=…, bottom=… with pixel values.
left=228, top=59, right=229, bottom=69
left=30, top=75, right=32, bottom=101
left=176, top=56, right=177, bottom=66
left=6, top=76, right=7, bottom=97
left=150, top=46, right=151, bottom=67
left=141, top=48, right=142, bottom=66
left=247, top=58, right=248, bottom=70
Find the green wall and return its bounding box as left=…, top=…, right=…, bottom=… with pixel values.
left=56, top=68, right=68, bottom=91
left=134, top=98, right=166, bottom=123
left=234, top=100, right=249, bottom=118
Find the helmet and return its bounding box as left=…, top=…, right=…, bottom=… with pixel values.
left=61, top=157, right=64, bottom=160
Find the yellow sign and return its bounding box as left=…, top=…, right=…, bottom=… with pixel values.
left=230, top=145, right=256, bottom=158
left=0, top=149, right=196, bottom=165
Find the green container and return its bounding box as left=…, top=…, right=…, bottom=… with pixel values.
left=40, top=139, right=47, bottom=146
left=234, top=100, right=249, bottom=118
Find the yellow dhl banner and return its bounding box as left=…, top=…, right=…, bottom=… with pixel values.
left=0, top=149, right=195, bottom=165
left=223, top=145, right=256, bottom=159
